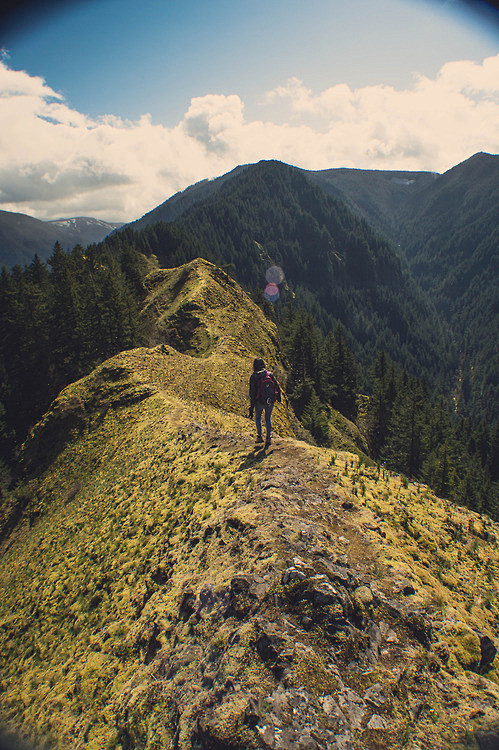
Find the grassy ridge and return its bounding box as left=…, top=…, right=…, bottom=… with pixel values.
left=1, top=258, right=499, bottom=750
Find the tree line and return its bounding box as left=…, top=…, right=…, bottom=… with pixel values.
left=0, top=242, right=148, bottom=465
left=278, top=305, right=499, bottom=518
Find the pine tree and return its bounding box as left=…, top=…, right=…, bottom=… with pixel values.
left=367, top=352, right=397, bottom=459
left=489, top=423, right=499, bottom=481
left=328, top=325, right=357, bottom=420
left=383, top=372, right=428, bottom=477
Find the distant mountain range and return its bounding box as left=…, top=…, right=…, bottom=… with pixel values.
left=0, top=211, right=123, bottom=268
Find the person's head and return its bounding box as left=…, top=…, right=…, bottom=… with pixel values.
left=253, top=358, right=265, bottom=372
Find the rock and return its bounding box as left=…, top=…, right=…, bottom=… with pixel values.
left=229, top=574, right=264, bottom=617
left=409, top=700, right=424, bottom=721
left=282, top=567, right=307, bottom=585
left=385, top=629, right=399, bottom=643
left=406, top=611, right=433, bottom=647
left=367, top=714, right=389, bottom=730
left=337, top=688, right=367, bottom=730
left=319, top=560, right=354, bottom=588
left=319, top=695, right=348, bottom=725
left=196, top=584, right=231, bottom=620
left=353, top=586, right=373, bottom=607
left=336, top=555, right=350, bottom=566
left=297, top=735, right=317, bottom=750
left=378, top=621, right=390, bottom=638
left=249, top=576, right=270, bottom=600
left=244, top=698, right=260, bottom=728
left=478, top=633, right=497, bottom=674
left=364, top=683, right=388, bottom=708
left=366, top=622, right=383, bottom=663
left=335, top=734, right=356, bottom=750
left=257, top=724, right=275, bottom=746
left=309, top=575, right=342, bottom=607
left=476, top=730, right=499, bottom=750
left=290, top=556, right=316, bottom=574
left=255, top=620, right=286, bottom=663
left=341, top=501, right=354, bottom=511
left=230, top=574, right=253, bottom=595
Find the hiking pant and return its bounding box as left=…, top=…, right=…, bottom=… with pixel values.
left=255, top=402, right=273, bottom=438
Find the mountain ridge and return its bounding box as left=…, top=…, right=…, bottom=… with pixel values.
left=0, top=210, right=123, bottom=269
left=1, top=257, right=499, bottom=750
left=111, top=152, right=498, bottom=424
left=112, top=159, right=455, bottom=399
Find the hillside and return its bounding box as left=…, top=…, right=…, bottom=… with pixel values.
left=400, top=153, right=499, bottom=424
left=0, top=210, right=122, bottom=269
left=304, top=167, right=437, bottom=247
left=112, top=160, right=454, bottom=396
left=1, top=258, right=499, bottom=750
left=116, top=152, right=498, bottom=425
left=306, top=154, right=499, bottom=425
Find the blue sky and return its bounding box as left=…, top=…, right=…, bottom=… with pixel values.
left=1, top=0, right=498, bottom=220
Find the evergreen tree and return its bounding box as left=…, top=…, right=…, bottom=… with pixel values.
left=327, top=325, right=357, bottom=420
left=366, top=352, right=397, bottom=459
left=489, top=423, right=499, bottom=481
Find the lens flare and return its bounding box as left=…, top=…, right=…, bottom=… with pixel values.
left=266, top=266, right=285, bottom=284
left=264, top=283, right=280, bottom=302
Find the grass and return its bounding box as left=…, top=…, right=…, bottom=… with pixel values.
left=1, top=258, right=499, bottom=750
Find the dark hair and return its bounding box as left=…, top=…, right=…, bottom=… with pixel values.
left=253, top=358, right=265, bottom=372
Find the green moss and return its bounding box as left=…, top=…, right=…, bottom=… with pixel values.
left=442, top=622, right=482, bottom=671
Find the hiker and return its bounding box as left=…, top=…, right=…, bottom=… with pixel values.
left=248, top=358, right=281, bottom=447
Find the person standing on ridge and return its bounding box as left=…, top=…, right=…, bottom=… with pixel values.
left=249, top=358, right=281, bottom=448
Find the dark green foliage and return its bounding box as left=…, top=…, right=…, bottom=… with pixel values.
left=277, top=304, right=498, bottom=515
left=0, top=243, right=146, bottom=462
left=319, top=326, right=357, bottom=421
left=308, top=153, right=499, bottom=426
left=278, top=306, right=358, bottom=444
left=365, top=351, right=499, bottom=517
left=400, top=154, right=499, bottom=426
left=109, top=160, right=454, bottom=396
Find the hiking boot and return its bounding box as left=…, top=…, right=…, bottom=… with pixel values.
left=265, top=437, right=271, bottom=448
left=255, top=435, right=264, bottom=443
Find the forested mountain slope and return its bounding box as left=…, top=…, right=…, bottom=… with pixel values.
left=113, top=160, right=455, bottom=397
left=400, top=153, right=499, bottom=424
left=304, top=167, right=437, bottom=246
left=1, top=258, right=499, bottom=750
left=305, top=153, right=499, bottom=424
left=122, top=153, right=498, bottom=426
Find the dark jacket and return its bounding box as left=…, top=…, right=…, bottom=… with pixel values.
left=249, top=369, right=281, bottom=407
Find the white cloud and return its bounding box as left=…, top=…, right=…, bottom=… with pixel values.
left=0, top=55, right=498, bottom=221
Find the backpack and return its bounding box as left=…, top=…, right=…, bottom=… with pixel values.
left=256, top=371, right=278, bottom=405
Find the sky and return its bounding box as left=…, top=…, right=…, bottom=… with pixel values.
left=1, top=0, right=499, bottom=222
